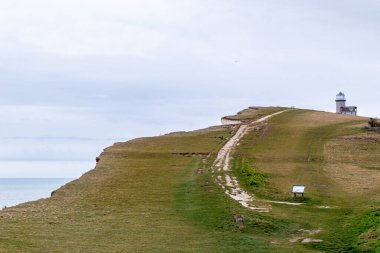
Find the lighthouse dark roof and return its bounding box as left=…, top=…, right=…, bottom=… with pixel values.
left=336, top=91, right=346, bottom=101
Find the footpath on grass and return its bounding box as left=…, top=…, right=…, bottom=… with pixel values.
left=212, top=110, right=302, bottom=212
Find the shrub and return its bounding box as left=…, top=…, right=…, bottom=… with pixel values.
left=234, top=158, right=266, bottom=188
left=368, top=118, right=380, bottom=128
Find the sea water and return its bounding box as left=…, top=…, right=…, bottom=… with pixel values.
left=0, top=178, right=73, bottom=208
left=0, top=161, right=95, bottom=208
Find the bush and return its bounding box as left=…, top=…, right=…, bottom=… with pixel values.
left=233, top=158, right=266, bottom=188
left=368, top=118, right=380, bottom=128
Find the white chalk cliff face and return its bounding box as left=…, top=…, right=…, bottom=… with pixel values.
left=221, top=118, right=242, bottom=125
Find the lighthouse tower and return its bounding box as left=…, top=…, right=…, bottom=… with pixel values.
left=335, top=92, right=346, bottom=114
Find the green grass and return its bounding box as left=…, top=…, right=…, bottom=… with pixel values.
left=0, top=107, right=378, bottom=252
left=173, top=159, right=271, bottom=252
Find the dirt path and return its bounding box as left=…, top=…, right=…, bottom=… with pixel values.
left=212, top=110, right=298, bottom=212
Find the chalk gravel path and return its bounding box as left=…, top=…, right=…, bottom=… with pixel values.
left=212, top=110, right=297, bottom=212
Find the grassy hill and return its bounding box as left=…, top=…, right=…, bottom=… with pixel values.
left=0, top=107, right=379, bottom=252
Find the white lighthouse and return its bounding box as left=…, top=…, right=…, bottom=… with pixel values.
left=335, top=92, right=346, bottom=113
left=335, top=92, right=357, bottom=116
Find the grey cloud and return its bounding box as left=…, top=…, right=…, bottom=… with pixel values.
left=0, top=0, right=379, bottom=176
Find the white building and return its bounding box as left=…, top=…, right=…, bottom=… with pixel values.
left=335, top=92, right=357, bottom=116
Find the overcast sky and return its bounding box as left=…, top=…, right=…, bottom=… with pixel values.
left=1, top=0, right=379, bottom=177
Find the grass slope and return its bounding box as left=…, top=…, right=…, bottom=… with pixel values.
left=0, top=107, right=378, bottom=252
left=233, top=109, right=380, bottom=252
left=0, top=108, right=293, bottom=252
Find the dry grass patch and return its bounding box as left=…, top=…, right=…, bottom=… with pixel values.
left=323, top=163, right=380, bottom=196
left=324, top=132, right=380, bottom=196
left=325, top=133, right=380, bottom=164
